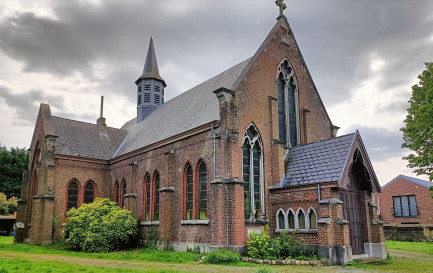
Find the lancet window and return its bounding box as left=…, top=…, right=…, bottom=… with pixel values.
left=276, top=59, right=300, bottom=147
left=242, top=124, right=264, bottom=221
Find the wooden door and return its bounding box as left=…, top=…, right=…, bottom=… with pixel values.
left=341, top=191, right=364, bottom=255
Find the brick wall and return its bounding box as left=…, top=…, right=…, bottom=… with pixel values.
left=375, top=178, right=433, bottom=225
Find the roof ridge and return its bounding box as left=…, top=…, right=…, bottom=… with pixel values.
left=52, top=116, right=125, bottom=131
left=292, top=132, right=355, bottom=149
left=175, top=58, right=251, bottom=98
left=121, top=57, right=251, bottom=127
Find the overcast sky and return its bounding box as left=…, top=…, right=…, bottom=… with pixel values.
left=0, top=0, right=432, bottom=185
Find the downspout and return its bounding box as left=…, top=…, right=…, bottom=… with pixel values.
left=211, top=124, right=218, bottom=179
left=317, top=184, right=321, bottom=202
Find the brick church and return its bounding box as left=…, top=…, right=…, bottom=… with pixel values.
left=16, top=3, right=386, bottom=265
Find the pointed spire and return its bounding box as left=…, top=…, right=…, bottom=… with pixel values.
left=136, top=37, right=166, bottom=87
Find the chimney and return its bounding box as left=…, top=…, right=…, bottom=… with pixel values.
left=97, top=96, right=107, bottom=132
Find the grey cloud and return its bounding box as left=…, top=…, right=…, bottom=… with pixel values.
left=346, top=125, right=407, bottom=162
left=0, top=0, right=432, bottom=111
left=290, top=0, right=433, bottom=106
left=0, top=86, right=64, bottom=124
left=0, top=86, right=93, bottom=124
left=379, top=100, right=410, bottom=114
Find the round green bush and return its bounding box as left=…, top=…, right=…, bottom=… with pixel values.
left=204, top=249, right=240, bottom=264
left=62, top=198, right=138, bottom=252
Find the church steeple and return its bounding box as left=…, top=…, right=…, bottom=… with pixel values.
left=136, top=37, right=166, bottom=123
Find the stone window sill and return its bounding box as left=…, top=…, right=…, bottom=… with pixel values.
left=245, top=219, right=269, bottom=226
left=180, top=219, right=209, bottom=225
left=275, top=229, right=318, bottom=234
left=141, top=221, right=159, bottom=226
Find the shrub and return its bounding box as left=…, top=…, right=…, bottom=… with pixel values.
left=247, top=225, right=277, bottom=259
left=62, top=198, right=138, bottom=252
left=274, top=231, right=304, bottom=259
left=204, top=249, right=240, bottom=264
left=423, top=227, right=433, bottom=242
left=246, top=225, right=318, bottom=260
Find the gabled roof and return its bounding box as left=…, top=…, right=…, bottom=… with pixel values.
left=52, top=117, right=128, bottom=160
left=136, top=37, right=166, bottom=86
left=274, top=130, right=380, bottom=192
left=382, top=174, right=433, bottom=190
left=116, top=58, right=251, bottom=157
left=281, top=133, right=355, bottom=186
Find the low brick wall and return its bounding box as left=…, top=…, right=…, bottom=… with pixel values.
left=241, top=257, right=325, bottom=266
left=384, top=224, right=433, bottom=241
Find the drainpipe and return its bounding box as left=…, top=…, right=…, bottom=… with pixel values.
left=317, top=184, right=321, bottom=202
left=211, top=124, right=218, bottom=179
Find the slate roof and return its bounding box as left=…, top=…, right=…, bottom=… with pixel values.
left=116, top=58, right=251, bottom=157
left=136, top=37, right=166, bottom=86
left=382, top=174, right=433, bottom=190
left=52, top=117, right=128, bottom=160
left=281, top=133, right=355, bottom=186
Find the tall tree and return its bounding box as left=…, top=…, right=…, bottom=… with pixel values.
left=402, top=62, right=433, bottom=181
left=0, top=145, right=29, bottom=198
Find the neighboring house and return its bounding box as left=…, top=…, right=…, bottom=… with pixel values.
left=0, top=212, right=16, bottom=236
left=16, top=6, right=386, bottom=264
left=375, top=175, right=433, bottom=225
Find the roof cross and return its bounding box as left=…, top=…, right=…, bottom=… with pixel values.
left=275, top=0, right=287, bottom=17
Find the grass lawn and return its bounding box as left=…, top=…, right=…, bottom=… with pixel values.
left=1, top=237, right=433, bottom=272
left=386, top=240, right=433, bottom=255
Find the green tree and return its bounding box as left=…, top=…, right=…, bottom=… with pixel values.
left=402, top=63, right=433, bottom=181
left=0, top=145, right=28, bottom=198
left=0, top=192, right=18, bottom=215
left=63, top=198, right=138, bottom=253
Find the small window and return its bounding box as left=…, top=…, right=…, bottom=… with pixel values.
left=155, top=86, right=160, bottom=92
left=298, top=210, right=305, bottom=229
left=137, top=93, right=142, bottom=105
left=309, top=209, right=317, bottom=229
left=393, top=195, right=418, bottom=217
left=278, top=210, right=285, bottom=230
left=144, top=84, right=151, bottom=91
left=67, top=181, right=79, bottom=211
left=288, top=210, right=295, bottom=229
left=84, top=182, right=95, bottom=204
left=154, top=94, right=160, bottom=104
left=144, top=93, right=150, bottom=103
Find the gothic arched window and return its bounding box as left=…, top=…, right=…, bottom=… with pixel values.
left=287, top=209, right=295, bottom=229
left=277, top=209, right=286, bottom=230
left=242, top=124, right=264, bottom=221
left=84, top=181, right=95, bottom=204
left=67, top=180, right=79, bottom=211
left=143, top=174, right=151, bottom=221
left=308, top=207, right=317, bottom=230
left=297, top=208, right=306, bottom=229
left=113, top=181, right=119, bottom=204
left=119, top=180, right=126, bottom=207
left=198, top=161, right=208, bottom=220
left=185, top=164, right=194, bottom=220
left=277, top=59, right=300, bottom=147
left=153, top=172, right=160, bottom=221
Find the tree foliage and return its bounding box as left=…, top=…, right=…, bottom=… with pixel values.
left=402, top=63, right=433, bottom=181
left=62, top=198, right=138, bottom=253
left=0, top=192, right=18, bottom=215
left=0, top=145, right=28, bottom=198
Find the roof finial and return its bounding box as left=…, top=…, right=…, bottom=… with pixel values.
left=275, top=0, right=287, bottom=18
